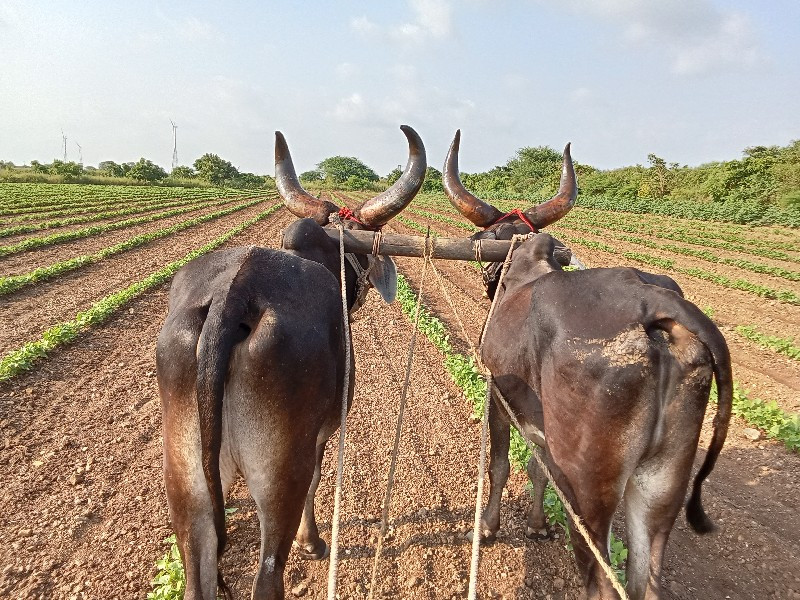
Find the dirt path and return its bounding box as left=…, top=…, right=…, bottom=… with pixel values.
left=0, top=208, right=798, bottom=599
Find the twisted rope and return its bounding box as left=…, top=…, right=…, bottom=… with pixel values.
left=326, top=215, right=354, bottom=600
left=366, top=228, right=432, bottom=600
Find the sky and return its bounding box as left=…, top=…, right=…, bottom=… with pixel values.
left=1, top=0, right=799, bottom=176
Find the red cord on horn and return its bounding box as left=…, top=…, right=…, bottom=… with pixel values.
left=337, top=206, right=385, bottom=230
left=492, top=208, right=538, bottom=233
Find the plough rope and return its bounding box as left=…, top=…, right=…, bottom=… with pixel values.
left=326, top=215, right=354, bottom=600
left=367, top=229, right=433, bottom=600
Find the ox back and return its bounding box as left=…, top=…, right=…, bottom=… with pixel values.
left=479, top=234, right=732, bottom=600
left=157, top=244, right=349, bottom=600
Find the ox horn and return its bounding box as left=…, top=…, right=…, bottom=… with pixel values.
left=442, top=129, right=503, bottom=227
left=522, top=143, right=577, bottom=229
left=275, top=131, right=340, bottom=225
left=356, top=125, right=426, bottom=228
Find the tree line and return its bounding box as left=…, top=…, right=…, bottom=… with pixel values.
left=0, top=154, right=273, bottom=190
left=2, top=139, right=798, bottom=216
left=459, top=140, right=800, bottom=213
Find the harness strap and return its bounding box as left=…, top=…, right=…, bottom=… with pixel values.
left=344, top=252, right=372, bottom=313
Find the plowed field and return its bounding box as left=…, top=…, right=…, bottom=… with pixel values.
left=1, top=185, right=798, bottom=599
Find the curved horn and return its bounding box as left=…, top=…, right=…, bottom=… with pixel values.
left=523, top=143, right=577, bottom=229
left=275, top=131, right=339, bottom=225
left=356, top=125, right=426, bottom=227
left=442, top=130, right=503, bottom=227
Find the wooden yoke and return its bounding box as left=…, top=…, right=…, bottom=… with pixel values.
left=282, top=228, right=572, bottom=265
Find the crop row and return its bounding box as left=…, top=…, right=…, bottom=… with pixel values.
left=0, top=182, right=242, bottom=208
left=734, top=326, right=800, bottom=361
left=0, top=197, right=278, bottom=296
left=0, top=196, right=265, bottom=258
left=569, top=207, right=799, bottom=253
left=556, top=220, right=800, bottom=283
left=561, top=210, right=799, bottom=264
left=0, top=204, right=282, bottom=382
left=397, top=207, right=800, bottom=307
left=545, top=226, right=800, bottom=306
left=0, top=189, right=240, bottom=224
left=411, top=194, right=799, bottom=264
left=0, top=196, right=226, bottom=239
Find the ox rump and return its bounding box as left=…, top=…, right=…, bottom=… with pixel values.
left=156, top=125, right=426, bottom=600
left=442, top=131, right=733, bottom=600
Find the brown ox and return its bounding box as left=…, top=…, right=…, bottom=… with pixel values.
left=156, top=126, right=425, bottom=600
left=443, top=131, right=732, bottom=599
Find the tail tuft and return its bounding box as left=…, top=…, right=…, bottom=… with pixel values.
left=686, top=480, right=716, bottom=534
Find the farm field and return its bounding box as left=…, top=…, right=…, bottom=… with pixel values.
left=0, top=183, right=798, bottom=600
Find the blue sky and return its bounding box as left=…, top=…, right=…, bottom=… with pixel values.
left=1, top=1, right=798, bottom=176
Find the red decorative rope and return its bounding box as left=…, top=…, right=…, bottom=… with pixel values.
left=337, top=206, right=367, bottom=226
left=492, top=208, right=538, bottom=233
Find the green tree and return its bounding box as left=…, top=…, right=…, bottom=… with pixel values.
left=230, top=172, right=266, bottom=189
left=127, top=158, right=167, bottom=182
left=299, top=169, right=323, bottom=182
left=49, top=160, right=84, bottom=177
left=317, top=156, right=378, bottom=185
left=170, top=165, right=196, bottom=179
left=421, top=166, right=443, bottom=192
left=646, top=153, right=678, bottom=199
left=99, top=161, right=125, bottom=177
left=30, top=160, right=49, bottom=173
left=385, top=165, right=403, bottom=185
left=194, top=153, right=239, bottom=186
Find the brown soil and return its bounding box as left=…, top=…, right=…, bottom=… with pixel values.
left=1, top=207, right=798, bottom=600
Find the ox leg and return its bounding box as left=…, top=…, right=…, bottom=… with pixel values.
left=248, top=456, right=316, bottom=600
left=479, top=395, right=511, bottom=542
left=546, top=456, right=621, bottom=600
left=163, top=408, right=219, bottom=600
left=525, top=454, right=550, bottom=539
left=294, top=437, right=330, bottom=560
left=623, top=460, right=693, bottom=600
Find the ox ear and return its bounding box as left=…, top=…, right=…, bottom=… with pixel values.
left=368, top=255, right=397, bottom=303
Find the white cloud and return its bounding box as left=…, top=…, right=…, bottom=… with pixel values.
left=332, top=93, right=367, bottom=123
left=350, top=15, right=379, bottom=35
left=548, top=0, right=764, bottom=76
left=335, top=62, right=358, bottom=78
left=329, top=65, right=476, bottom=131
left=351, top=0, right=453, bottom=43
left=0, top=0, right=24, bottom=29
left=176, top=17, right=223, bottom=42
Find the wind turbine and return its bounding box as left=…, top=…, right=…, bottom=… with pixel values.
left=170, top=119, right=178, bottom=171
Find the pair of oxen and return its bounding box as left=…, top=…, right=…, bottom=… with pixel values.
left=156, top=126, right=732, bottom=600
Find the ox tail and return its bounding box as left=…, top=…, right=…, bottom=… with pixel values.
left=649, top=290, right=733, bottom=534
left=195, top=279, right=249, bottom=592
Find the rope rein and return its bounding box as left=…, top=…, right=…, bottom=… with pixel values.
left=326, top=215, right=354, bottom=600
left=366, top=228, right=432, bottom=600
left=433, top=233, right=628, bottom=600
